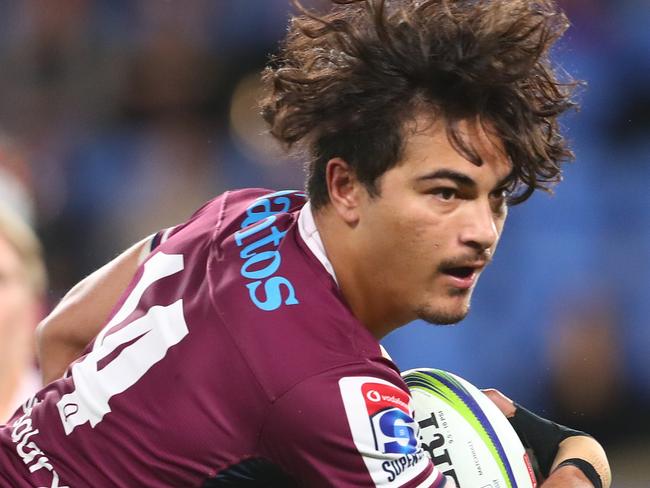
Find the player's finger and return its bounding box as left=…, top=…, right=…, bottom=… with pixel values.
left=481, top=388, right=517, bottom=417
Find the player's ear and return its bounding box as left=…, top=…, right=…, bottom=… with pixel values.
left=325, top=157, right=362, bottom=225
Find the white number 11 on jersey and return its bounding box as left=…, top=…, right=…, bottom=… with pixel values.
left=57, top=252, right=189, bottom=435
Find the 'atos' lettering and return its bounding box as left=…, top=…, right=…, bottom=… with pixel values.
left=235, top=190, right=303, bottom=311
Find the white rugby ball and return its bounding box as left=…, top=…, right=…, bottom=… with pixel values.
left=402, top=368, right=537, bottom=488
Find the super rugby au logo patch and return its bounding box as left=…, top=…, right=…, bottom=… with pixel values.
left=339, top=376, right=436, bottom=487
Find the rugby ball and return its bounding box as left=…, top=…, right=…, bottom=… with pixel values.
left=402, top=368, right=537, bottom=488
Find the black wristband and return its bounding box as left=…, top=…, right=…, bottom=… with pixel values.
left=508, top=404, right=591, bottom=477
left=555, top=458, right=602, bottom=488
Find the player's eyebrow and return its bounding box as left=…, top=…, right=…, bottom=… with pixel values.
left=415, top=169, right=476, bottom=188
left=416, top=168, right=515, bottom=191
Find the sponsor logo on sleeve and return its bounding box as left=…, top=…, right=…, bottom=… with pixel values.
left=11, top=396, right=69, bottom=488
left=235, top=190, right=306, bottom=311
left=340, top=377, right=436, bottom=487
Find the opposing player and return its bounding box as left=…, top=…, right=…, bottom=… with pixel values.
left=0, top=1, right=610, bottom=487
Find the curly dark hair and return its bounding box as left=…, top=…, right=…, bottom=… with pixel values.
left=260, top=0, right=580, bottom=208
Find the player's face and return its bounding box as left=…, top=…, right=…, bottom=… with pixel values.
left=356, top=117, right=511, bottom=328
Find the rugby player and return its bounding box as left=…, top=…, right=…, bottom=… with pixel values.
left=0, top=1, right=610, bottom=486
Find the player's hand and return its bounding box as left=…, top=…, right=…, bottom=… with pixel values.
left=482, top=388, right=610, bottom=488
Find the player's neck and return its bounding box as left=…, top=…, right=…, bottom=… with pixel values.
left=313, top=206, right=410, bottom=339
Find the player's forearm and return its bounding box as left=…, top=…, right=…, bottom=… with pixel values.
left=36, top=236, right=152, bottom=384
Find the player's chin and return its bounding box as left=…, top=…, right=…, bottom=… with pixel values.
left=415, top=300, right=469, bottom=326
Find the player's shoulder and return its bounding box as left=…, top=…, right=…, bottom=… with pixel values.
left=213, top=188, right=306, bottom=220
left=153, top=188, right=307, bottom=251
left=223, top=188, right=307, bottom=235
left=225, top=188, right=307, bottom=211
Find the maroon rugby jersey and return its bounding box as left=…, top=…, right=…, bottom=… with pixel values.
left=0, top=189, right=447, bottom=487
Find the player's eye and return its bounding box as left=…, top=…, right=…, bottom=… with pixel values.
left=489, top=188, right=508, bottom=212
left=431, top=187, right=457, bottom=201
left=490, top=188, right=507, bottom=200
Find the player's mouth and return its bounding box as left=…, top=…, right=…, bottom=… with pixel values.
left=439, top=262, right=486, bottom=289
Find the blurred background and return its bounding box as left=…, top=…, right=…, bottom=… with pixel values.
left=0, top=0, right=646, bottom=485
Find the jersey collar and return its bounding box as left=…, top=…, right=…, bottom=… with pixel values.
left=297, top=201, right=339, bottom=286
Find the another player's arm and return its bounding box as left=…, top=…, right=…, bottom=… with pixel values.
left=483, top=389, right=611, bottom=488
left=36, top=235, right=154, bottom=384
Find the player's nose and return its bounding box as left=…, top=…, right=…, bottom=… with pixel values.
left=458, top=201, right=499, bottom=251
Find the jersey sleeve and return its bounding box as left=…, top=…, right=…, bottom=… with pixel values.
left=258, top=365, right=449, bottom=488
